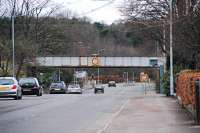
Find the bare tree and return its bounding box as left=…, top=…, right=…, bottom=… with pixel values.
left=0, top=0, right=61, bottom=77
left=121, top=0, right=169, bottom=21
left=121, top=0, right=200, bottom=68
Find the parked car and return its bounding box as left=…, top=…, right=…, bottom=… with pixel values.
left=67, top=84, right=82, bottom=94
left=0, top=77, right=22, bottom=100
left=94, top=84, right=104, bottom=94
left=108, top=81, right=116, bottom=87
left=19, top=77, right=43, bottom=96
left=49, top=81, right=67, bottom=94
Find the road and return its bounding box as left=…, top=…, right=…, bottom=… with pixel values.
left=1, top=83, right=198, bottom=133
left=0, top=83, right=145, bottom=133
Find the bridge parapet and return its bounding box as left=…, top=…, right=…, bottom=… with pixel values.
left=34, top=57, right=166, bottom=68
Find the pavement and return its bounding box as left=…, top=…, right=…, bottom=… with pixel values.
left=105, top=90, right=200, bottom=133
left=0, top=83, right=200, bottom=133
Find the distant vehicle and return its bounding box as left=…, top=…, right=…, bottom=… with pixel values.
left=0, top=77, right=22, bottom=100
left=67, top=84, right=82, bottom=94
left=19, top=77, right=43, bottom=96
left=108, top=81, right=116, bottom=87
left=49, top=81, right=67, bottom=94
left=94, top=84, right=104, bottom=94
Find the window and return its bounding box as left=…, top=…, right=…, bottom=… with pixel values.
left=0, top=79, right=14, bottom=85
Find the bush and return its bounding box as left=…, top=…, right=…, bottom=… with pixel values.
left=162, top=71, right=170, bottom=96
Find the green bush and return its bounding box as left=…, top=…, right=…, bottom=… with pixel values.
left=162, top=71, right=170, bottom=96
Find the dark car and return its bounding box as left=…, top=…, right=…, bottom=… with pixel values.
left=19, top=77, right=43, bottom=96
left=94, top=84, right=104, bottom=94
left=108, top=81, right=116, bottom=87
left=49, top=81, right=67, bottom=94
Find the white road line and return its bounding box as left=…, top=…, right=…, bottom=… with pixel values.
left=96, top=99, right=130, bottom=133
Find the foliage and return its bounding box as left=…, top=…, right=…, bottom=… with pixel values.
left=37, top=68, right=74, bottom=91
left=162, top=71, right=170, bottom=96
left=162, top=64, right=183, bottom=96
left=0, top=0, right=163, bottom=78
left=121, top=0, right=200, bottom=69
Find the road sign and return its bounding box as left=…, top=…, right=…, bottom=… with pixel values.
left=92, top=57, right=100, bottom=66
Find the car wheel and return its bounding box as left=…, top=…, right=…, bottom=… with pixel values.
left=18, top=91, right=22, bottom=100
left=36, top=90, right=40, bottom=96
left=20, top=95, right=22, bottom=99
left=18, top=95, right=22, bottom=100
left=14, top=94, right=19, bottom=100
left=14, top=91, right=21, bottom=100
left=14, top=96, right=18, bottom=100
left=39, top=92, right=42, bottom=96
left=14, top=94, right=18, bottom=100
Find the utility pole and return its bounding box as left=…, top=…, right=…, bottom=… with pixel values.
left=170, top=0, right=174, bottom=96
left=127, top=72, right=129, bottom=84
left=98, top=67, right=100, bottom=84
left=58, top=68, right=61, bottom=82
left=97, top=49, right=104, bottom=84
left=12, top=13, right=15, bottom=77
left=163, top=23, right=167, bottom=73
left=74, top=68, right=76, bottom=85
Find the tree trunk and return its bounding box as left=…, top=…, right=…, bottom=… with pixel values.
left=16, top=57, right=24, bottom=79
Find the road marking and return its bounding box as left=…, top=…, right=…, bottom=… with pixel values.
left=96, top=99, right=130, bottom=133
left=189, top=125, right=200, bottom=129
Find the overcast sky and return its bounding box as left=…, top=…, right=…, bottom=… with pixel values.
left=53, top=0, right=124, bottom=24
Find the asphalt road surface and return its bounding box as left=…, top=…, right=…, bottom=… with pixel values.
left=0, top=83, right=145, bottom=133
left=1, top=83, right=198, bottom=133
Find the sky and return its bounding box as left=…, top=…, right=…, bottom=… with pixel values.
left=53, top=0, right=124, bottom=24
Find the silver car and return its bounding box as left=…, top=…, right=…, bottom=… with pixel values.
left=49, top=81, right=67, bottom=94
left=67, top=84, right=82, bottom=94
left=0, top=77, right=22, bottom=100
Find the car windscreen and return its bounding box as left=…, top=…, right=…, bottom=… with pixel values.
left=0, top=79, right=14, bottom=85
left=68, top=84, right=79, bottom=88
left=19, top=78, right=36, bottom=86
left=50, top=83, right=63, bottom=88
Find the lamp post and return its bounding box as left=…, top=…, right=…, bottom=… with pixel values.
left=58, top=68, right=61, bottom=82
left=123, top=72, right=128, bottom=84
left=97, top=49, right=105, bottom=84
left=169, top=0, right=174, bottom=96
left=74, top=68, right=76, bottom=85
left=12, top=11, right=15, bottom=77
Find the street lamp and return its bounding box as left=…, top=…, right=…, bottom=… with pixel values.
left=97, top=49, right=105, bottom=84
left=12, top=10, right=15, bottom=77
left=123, top=72, right=128, bottom=84
left=169, top=0, right=174, bottom=96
